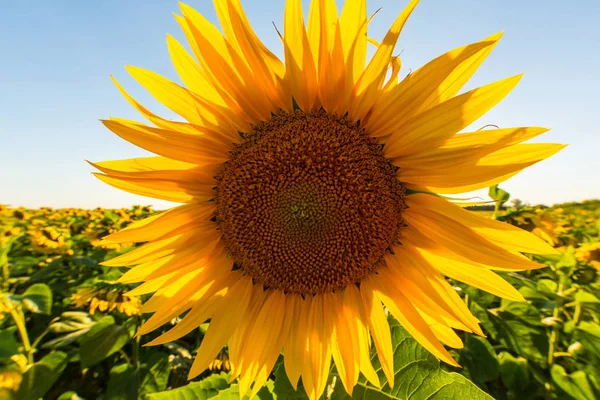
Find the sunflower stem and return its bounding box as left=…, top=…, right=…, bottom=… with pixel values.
left=573, top=301, right=582, bottom=326
left=7, top=303, right=33, bottom=364
left=132, top=316, right=141, bottom=369
left=548, top=279, right=566, bottom=366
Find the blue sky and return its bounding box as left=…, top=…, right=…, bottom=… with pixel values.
left=1, top=0, right=598, bottom=209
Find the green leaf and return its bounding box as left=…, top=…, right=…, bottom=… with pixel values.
left=0, top=327, right=20, bottom=359
left=272, top=360, right=309, bottom=399
left=489, top=302, right=549, bottom=365
left=575, top=291, right=600, bottom=313
left=57, top=391, right=84, bottom=400
left=536, top=279, right=558, bottom=296
left=15, top=351, right=69, bottom=400
left=139, top=352, right=171, bottom=397
left=576, top=321, right=600, bottom=359
left=551, top=365, right=597, bottom=400
left=461, top=335, right=499, bottom=386
left=43, top=312, right=96, bottom=349
left=498, top=352, right=529, bottom=391
left=106, top=363, right=140, bottom=400
left=489, top=185, right=510, bottom=204
left=21, top=283, right=53, bottom=315
left=468, top=301, right=499, bottom=340
left=519, top=286, right=550, bottom=301
left=48, top=311, right=95, bottom=333
left=145, top=372, right=232, bottom=400
left=329, top=319, right=493, bottom=399
left=79, top=315, right=131, bottom=368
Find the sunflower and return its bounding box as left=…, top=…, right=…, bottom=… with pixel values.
left=71, top=284, right=141, bottom=316
left=575, top=242, right=600, bottom=270
left=92, top=0, right=563, bottom=398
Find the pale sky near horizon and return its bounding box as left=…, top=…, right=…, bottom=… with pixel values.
left=1, top=0, right=599, bottom=210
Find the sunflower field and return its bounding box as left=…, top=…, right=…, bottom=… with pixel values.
left=0, top=195, right=598, bottom=400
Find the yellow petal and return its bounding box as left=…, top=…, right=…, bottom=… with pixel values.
left=283, top=293, right=304, bottom=389
left=100, top=119, right=229, bottom=166
left=330, top=292, right=358, bottom=395
left=165, top=33, right=250, bottom=133
left=101, top=202, right=215, bottom=244
left=369, top=37, right=498, bottom=137
left=283, top=0, right=318, bottom=111
left=179, top=2, right=276, bottom=122
left=360, top=280, right=395, bottom=388
left=145, top=290, right=223, bottom=345
left=137, top=269, right=212, bottom=336
left=218, top=0, right=287, bottom=110
left=416, top=32, right=504, bottom=113
left=403, top=211, right=543, bottom=271
left=384, top=74, right=523, bottom=158
left=395, top=126, right=549, bottom=170
left=406, top=194, right=557, bottom=254
left=344, top=285, right=380, bottom=388
left=371, top=275, right=459, bottom=367
left=383, top=253, right=470, bottom=331
left=188, top=276, right=255, bottom=378
left=126, top=66, right=215, bottom=127
left=93, top=172, right=211, bottom=203
left=421, top=315, right=464, bottom=349
left=349, top=0, right=420, bottom=121
left=339, top=0, right=367, bottom=86
left=405, top=244, right=524, bottom=301
left=111, top=74, right=240, bottom=141
left=100, top=233, right=193, bottom=266
left=399, top=143, right=566, bottom=193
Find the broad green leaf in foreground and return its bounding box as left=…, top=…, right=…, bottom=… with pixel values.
left=139, top=352, right=172, bottom=397
left=15, top=350, right=69, bottom=400
left=107, top=363, right=140, bottom=400
left=460, top=335, right=499, bottom=386
left=21, top=283, right=53, bottom=315
left=328, top=318, right=493, bottom=400
left=145, top=372, right=233, bottom=400
left=551, top=365, right=598, bottom=400
left=79, top=315, right=130, bottom=368
left=576, top=321, right=600, bottom=359
left=0, top=327, right=20, bottom=359
left=498, top=352, right=530, bottom=391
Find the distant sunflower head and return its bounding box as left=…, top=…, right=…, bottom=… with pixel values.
left=92, top=0, right=564, bottom=398
left=575, top=242, right=600, bottom=270
left=71, top=283, right=141, bottom=316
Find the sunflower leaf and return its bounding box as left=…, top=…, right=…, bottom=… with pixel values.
left=145, top=372, right=232, bottom=400
left=79, top=315, right=131, bottom=368
left=330, top=318, right=493, bottom=399
left=21, top=283, right=53, bottom=315
left=15, top=350, right=69, bottom=400
left=550, top=365, right=598, bottom=400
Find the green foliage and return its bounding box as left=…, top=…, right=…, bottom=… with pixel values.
left=21, top=283, right=53, bottom=315
left=328, top=319, right=493, bottom=400
left=146, top=372, right=233, bottom=399
left=15, top=351, right=69, bottom=400
left=0, top=200, right=599, bottom=399
left=79, top=315, right=131, bottom=368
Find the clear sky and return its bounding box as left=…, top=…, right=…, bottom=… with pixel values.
left=1, top=0, right=598, bottom=210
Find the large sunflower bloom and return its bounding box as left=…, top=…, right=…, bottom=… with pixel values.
left=92, top=0, right=563, bottom=398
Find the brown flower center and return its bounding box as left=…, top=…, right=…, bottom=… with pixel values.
left=215, top=110, right=405, bottom=295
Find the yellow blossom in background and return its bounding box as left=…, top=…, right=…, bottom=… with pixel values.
left=0, top=370, right=22, bottom=392
left=0, top=300, right=9, bottom=321
left=71, top=285, right=141, bottom=316
left=208, top=349, right=231, bottom=372
left=575, top=242, right=600, bottom=270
